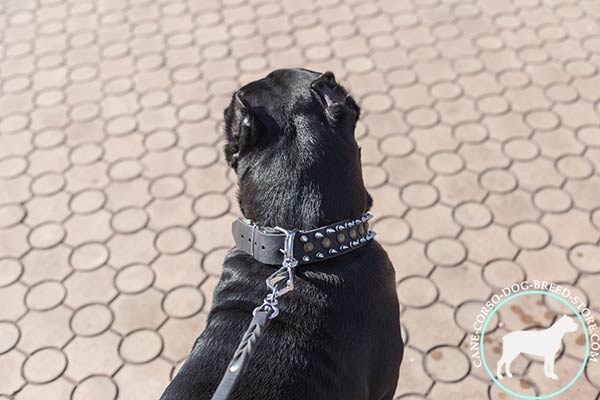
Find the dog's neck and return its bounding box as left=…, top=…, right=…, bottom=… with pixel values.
left=237, top=145, right=370, bottom=231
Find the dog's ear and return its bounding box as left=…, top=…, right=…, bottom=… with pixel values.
left=224, top=92, right=259, bottom=170
left=311, top=71, right=360, bottom=124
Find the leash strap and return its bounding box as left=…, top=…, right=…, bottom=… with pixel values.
left=210, top=309, right=271, bottom=400
left=211, top=228, right=298, bottom=400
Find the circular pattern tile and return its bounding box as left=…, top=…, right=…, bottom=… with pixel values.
left=386, top=68, right=417, bottom=86
left=0, top=258, right=23, bottom=287
left=503, top=138, right=539, bottom=161
left=397, top=276, right=438, bottom=308
left=109, top=159, right=143, bottom=181
left=111, top=207, right=148, bottom=233
left=555, top=154, right=594, bottom=179
left=401, top=182, right=439, bottom=208
left=0, top=156, right=28, bottom=178
left=70, top=303, right=113, bottom=337
left=509, top=221, right=551, bottom=250
left=577, top=126, right=600, bottom=147
left=476, top=95, right=509, bottom=115
left=453, top=122, right=488, bottom=144
left=31, top=172, right=65, bottom=196
left=119, top=329, right=163, bottom=364
left=361, top=93, right=393, bottom=113
left=568, top=243, right=600, bottom=273
left=155, top=227, right=194, bottom=254
left=23, top=348, right=67, bottom=384
left=565, top=59, right=597, bottom=78
left=239, top=55, right=268, bottom=72
left=425, top=345, right=470, bottom=383
left=140, top=90, right=170, bottom=109
left=35, top=89, right=64, bottom=107
left=184, top=145, right=219, bottom=168
left=479, top=168, right=518, bottom=193
left=105, top=115, right=137, bottom=136
left=362, top=165, right=388, bottom=188
left=427, top=151, right=464, bottom=175
left=72, top=375, right=118, bottom=400
left=425, top=237, right=467, bottom=267
left=498, top=70, right=529, bottom=88
left=525, top=110, right=560, bottom=131
left=545, top=83, right=578, bottom=103
left=144, top=130, right=177, bottom=151
left=178, top=103, right=209, bottom=122
left=70, top=189, right=106, bottom=214
left=453, top=202, right=492, bottom=229
left=0, top=322, right=20, bottom=354
left=33, top=128, right=65, bottom=149
left=0, top=204, right=26, bottom=229
left=70, top=242, right=109, bottom=271
left=150, top=175, right=186, bottom=199
left=163, top=286, right=205, bottom=318
left=25, top=280, right=66, bottom=311
left=28, top=222, right=65, bottom=249
left=533, top=187, right=572, bottom=213
left=373, top=217, right=411, bottom=245
left=2, top=75, right=30, bottom=93
left=0, top=113, right=29, bottom=134
left=455, top=300, right=500, bottom=332
left=483, top=259, right=526, bottom=289
left=345, top=57, right=374, bottom=74
left=380, top=135, right=414, bottom=157
left=592, top=208, right=600, bottom=231
left=305, top=45, right=332, bottom=61
left=136, top=53, right=164, bottom=71
left=115, top=264, right=155, bottom=294
left=193, top=193, right=230, bottom=218
left=406, top=107, right=439, bottom=128
left=430, top=81, right=462, bottom=101
left=70, top=102, right=100, bottom=122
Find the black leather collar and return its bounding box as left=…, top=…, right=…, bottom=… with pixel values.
left=232, top=213, right=375, bottom=265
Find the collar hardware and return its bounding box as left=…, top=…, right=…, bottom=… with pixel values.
left=232, top=213, right=375, bottom=265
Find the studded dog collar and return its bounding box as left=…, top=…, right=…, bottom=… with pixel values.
left=232, top=213, right=375, bottom=265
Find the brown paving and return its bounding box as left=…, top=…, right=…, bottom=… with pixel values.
left=1, top=0, right=600, bottom=399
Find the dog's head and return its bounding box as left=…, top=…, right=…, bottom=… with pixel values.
left=223, top=68, right=371, bottom=230
left=558, top=315, right=578, bottom=333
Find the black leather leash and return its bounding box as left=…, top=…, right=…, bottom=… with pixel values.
left=210, top=309, right=271, bottom=400
left=211, top=214, right=376, bottom=400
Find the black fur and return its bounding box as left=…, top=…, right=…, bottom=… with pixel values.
left=160, top=68, right=403, bottom=400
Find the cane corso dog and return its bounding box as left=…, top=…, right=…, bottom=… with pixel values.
left=160, top=68, right=403, bottom=400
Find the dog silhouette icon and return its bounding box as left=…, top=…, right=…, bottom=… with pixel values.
left=496, top=315, right=578, bottom=380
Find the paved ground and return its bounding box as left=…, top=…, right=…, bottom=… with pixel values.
left=1, top=0, right=600, bottom=399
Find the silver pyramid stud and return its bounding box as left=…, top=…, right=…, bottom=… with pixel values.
left=302, top=255, right=310, bottom=262
left=314, top=232, right=324, bottom=239
left=359, top=238, right=366, bottom=243
left=346, top=221, right=355, bottom=228
left=354, top=219, right=361, bottom=225
left=361, top=213, right=374, bottom=222
left=300, top=235, right=309, bottom=242
left=326, top=228, right=336, bottom=235
left=316, top=252, right=324, bottom=259
left=340, top=245, right=349, bottom=251
left=329, top=249, right=338, bottom=255
left=336, top=225, right=346, bottom=231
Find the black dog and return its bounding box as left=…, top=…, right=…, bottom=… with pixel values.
left=160, top=68, right=403, bottom=400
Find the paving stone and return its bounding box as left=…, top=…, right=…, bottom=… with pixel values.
left=1, top=0, right=600, bottom=397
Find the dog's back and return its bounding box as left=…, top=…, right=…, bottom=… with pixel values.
left=160, top=240, right=402, bottom=400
